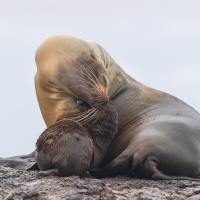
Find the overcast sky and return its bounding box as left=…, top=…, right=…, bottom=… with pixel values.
left=0, top=0, right=200, bottom=157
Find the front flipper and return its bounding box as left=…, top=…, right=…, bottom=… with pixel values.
left=0, top=151, right=38, bottom=170
left=39, top=169, right=59, bottom=176
left=89, top=149, right=132, bottom=178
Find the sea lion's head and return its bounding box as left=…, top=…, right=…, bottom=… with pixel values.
left=35, top=35, right=122, bottom=126
left=54, top=37, right=110, bottom=111
left=36, top=119, right=94, bottom=177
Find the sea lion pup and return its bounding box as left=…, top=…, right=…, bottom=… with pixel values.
left=35, top=120, right=93, bottom=177
left=36, top=101, right=118, bottom=177
left=1, top=35, right=200, bottom=180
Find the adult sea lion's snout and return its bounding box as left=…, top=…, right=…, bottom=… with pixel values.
left=90, top=95, right=109, bottom=110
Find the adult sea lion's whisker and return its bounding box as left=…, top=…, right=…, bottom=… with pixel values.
left=73, top=67, right=99, bottom=91
left=79, top=109, right=99, bottom=125
left=59, top=73, right=97, bottom=89
left=55, top=51, right=96, bottom=86
left=92, top=110, right=102, bottom=126
left=70, top=56, right=97, bottom=85
left=69, top=52, right=98, bottom=83
left=67, top=85, right=96, bottom=93
left=72, top=108, right=96, bottom=123
left=75, top=54, right=101, bottom=86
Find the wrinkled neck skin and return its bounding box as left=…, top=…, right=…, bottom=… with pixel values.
left=94, top=45, right=145, bottom=131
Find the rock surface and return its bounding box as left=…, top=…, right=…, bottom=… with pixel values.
left=1, top=166, right=200, bottom=200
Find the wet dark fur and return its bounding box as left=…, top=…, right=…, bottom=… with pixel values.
left=36, top=120, right=93, bottom=176
left=36, top=120, right=90, bottom=156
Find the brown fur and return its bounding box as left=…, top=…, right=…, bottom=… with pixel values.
left=36, top=120, right=93, bottom=176
left=35, top=100, right=118, bottom=176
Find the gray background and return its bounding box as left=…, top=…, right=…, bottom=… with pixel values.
left=0, top=0, right=200, bottom=157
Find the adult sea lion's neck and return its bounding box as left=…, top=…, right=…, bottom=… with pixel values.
left=108, top=63, right=166, bottom=131
left=96, top=44, right=166, bottom=131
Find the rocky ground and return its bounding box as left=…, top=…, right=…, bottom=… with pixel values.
left=1, top=167, right=200, bottom=200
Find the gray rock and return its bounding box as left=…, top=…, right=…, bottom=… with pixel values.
left=1, top=167, right=200, bottom=200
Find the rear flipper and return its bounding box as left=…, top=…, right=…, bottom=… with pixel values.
left=90, top=150, right=200, bottom=180
left=138, top=155, right=200, bottom=181
left=0, top=151, right=38, bottom=170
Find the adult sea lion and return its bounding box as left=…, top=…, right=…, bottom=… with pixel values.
left=1, top=35, right=200, bottom=180
left=36, top=100, right=117, bottom=177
